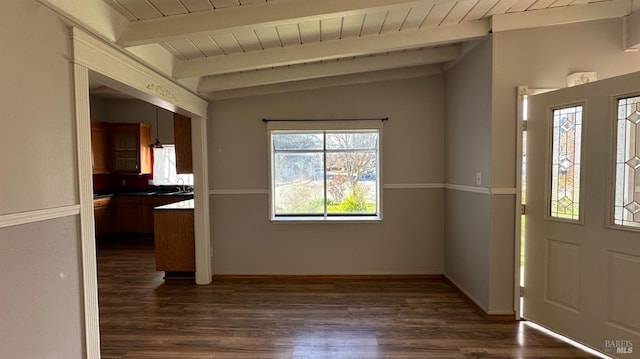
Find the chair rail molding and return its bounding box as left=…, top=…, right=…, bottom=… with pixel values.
left=0, top=205, right=80, bottom=229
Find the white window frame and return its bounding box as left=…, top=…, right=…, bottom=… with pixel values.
left=267, top=120, right=383, bottom=222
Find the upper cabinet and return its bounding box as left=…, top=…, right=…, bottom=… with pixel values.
left=91, top=121, right=109, bottom=174
left=108, top=123, right=151, bottom=174
left=173, top=113, right=193, bottom=174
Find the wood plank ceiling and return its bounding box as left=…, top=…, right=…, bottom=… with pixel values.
left=103, top=0, right=629, bottom=98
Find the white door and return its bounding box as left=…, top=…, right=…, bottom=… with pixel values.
left=525, top=71, right=640, bottom=357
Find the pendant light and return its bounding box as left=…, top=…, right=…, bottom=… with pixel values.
left=153, top=106, right=163, bottom=148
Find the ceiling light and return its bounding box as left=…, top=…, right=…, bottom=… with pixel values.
left=154, top=106, right=163, bottom=149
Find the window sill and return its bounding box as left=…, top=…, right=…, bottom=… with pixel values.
left=270, top=216, right=382, bottom=224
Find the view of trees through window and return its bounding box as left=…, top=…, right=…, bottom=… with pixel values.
left=271, top=130, right=379, bottom=216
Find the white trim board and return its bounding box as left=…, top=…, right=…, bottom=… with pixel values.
left=490, top=188, right=518, bottom=195
left=384, top=183, right=445, bottom=189
left=209, top=183, right=517, bottom=195
left=210, top=189, right=270, bottom=195
left=445, top=183, right=490, bottom=194
left=210, top=183, right=445, bottom=195
left=73, top=63, right=102, bottom=359
left=0, top=205, right=80, bottom=229
left=445, top=184, right=517, bottom=195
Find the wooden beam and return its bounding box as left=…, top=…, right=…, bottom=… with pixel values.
left=198, top=46, right=460, bottom=92
left=210, top=64, right=443, bottom=100
left=491, top=0, right=631, bottom=32
left=176, top=20, right=489, bottom=78
left=119, top=0, right=456, bottom=47
left=624, top=9, right=640, bottom=50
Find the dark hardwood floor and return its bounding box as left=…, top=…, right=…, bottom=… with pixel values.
left=97, top=238, right=597, bottom=358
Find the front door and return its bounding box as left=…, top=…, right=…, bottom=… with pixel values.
left=525, top=71, right=640, bottom=356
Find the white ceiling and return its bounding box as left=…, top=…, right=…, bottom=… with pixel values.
left=97, top=0, right=636, bottom=98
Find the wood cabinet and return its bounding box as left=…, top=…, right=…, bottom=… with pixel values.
left=113, top=196, right=143, bottom=234
left=154, top=204, right=195, bottom=272
left=108, top=123, right=151, bottom=174
left=93, top=196, right=112, bottom=238
left=112, top=194, right=192, bottom=235
left=91, top=121, right=109, bottom=174
left=173, top=113, right=193, bottom=174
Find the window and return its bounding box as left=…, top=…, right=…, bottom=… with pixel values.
left=268, top=122, right=382, bottom=221
left=549, top=105, right=583, bottom=221
left=614, top=95, right=640, bottom=228
left=153, top=145, right=193, bottom=186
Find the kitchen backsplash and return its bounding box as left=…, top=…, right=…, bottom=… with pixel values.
left=93, top=174, right=153, bottom=191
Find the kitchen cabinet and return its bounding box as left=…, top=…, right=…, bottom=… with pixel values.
left=91, top=121, right=109, bottom=174
left=173, top=113, right=193, bottom=174
left=113, top=196, right=143, bottom=234
left=94, top=197, right=112, bottom=237
left=112, top=194, right=193, bottom=235
left=93, top=196, right=112, bottom=238
left=154, top=200, right=195, bottom=272
left=108, top=123, right=151, bottom=174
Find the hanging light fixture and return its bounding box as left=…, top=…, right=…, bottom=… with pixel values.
left=153, top=106, right=163, bottom=148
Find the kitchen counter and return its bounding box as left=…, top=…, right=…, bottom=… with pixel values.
left=93, top=190, right=194, bottom=236
left=93, top=193, right=114, bottom=199
left=154, top=199, right=194, bottom=210
left=94, top=189, right=194, bottom=198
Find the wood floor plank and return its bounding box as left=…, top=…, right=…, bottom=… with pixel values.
left=97, top=238, right=598, bottom=358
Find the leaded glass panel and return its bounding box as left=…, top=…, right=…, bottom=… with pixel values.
left=550, top=105, right=582, bottom=220
left=614, top=96, right=640, bottom=228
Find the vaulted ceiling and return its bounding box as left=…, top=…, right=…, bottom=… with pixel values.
left=88, top=0, right=638, bottom=98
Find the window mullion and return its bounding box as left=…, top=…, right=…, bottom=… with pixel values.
left=323, top=131, right=328, bottom=217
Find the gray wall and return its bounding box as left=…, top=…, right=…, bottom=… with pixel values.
left=444, top=37, right=494, bottom=310
left=0, top=1, right=84, bottom=357
left=0, top=1, right=78, bottom=215
left=209, top=76, right=445, bottom=274
left=0, top=217, right=84, bottom=359
left=444, top=39, right=493, bottom=187
left=492, top=17, right=640, bottom=189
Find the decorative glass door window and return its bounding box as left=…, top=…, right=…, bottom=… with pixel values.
left=549, top=105, right=583, bottom=220
left=614, top=96, right=640, bottom=228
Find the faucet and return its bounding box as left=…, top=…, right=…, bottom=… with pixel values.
left=176, top=178, right=185, bottom=193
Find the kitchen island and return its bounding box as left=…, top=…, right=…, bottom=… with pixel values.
left=153, top=199, right=195, bottom=275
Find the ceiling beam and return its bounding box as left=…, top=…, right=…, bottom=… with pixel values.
left=175, top=20, right=489, bottom=78
left=624, top=9, right=640, bottom=50
left=211, top=64, right=443, bottom=100
left=491, top=0, right=631, bottom=32
left=198, top=45, right=460, bottom=92
left=119, top=0, right=454, bottom=47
